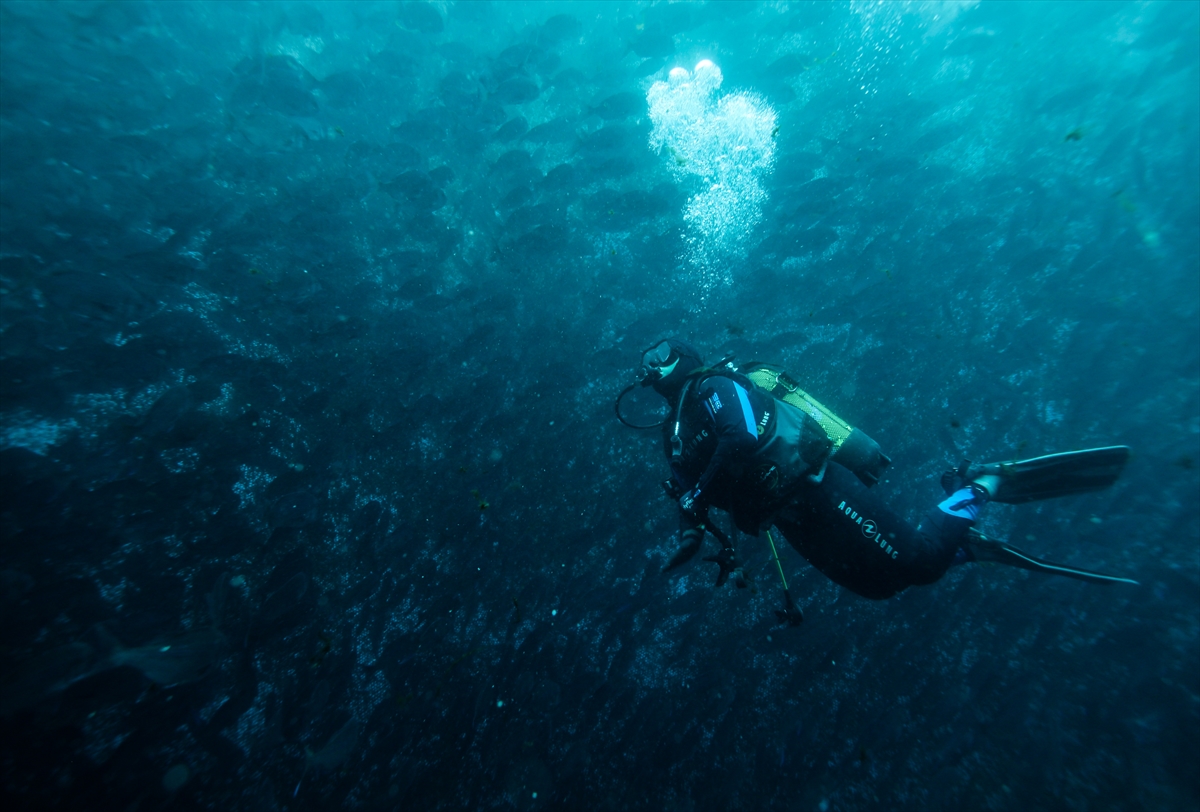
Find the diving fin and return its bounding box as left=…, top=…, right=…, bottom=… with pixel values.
left=964, top=529, right=1139, bottom=586
left=947, top=446, right=1131, bottom=504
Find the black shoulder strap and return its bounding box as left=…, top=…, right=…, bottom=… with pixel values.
left=669, top=369, right=719, bottom=457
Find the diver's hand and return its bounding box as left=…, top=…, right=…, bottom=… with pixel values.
left=664, top=539, right=701, bottom=572
left=678, top=488, right=703, bottom=517
left=702, top=547, right=742, bottom=587
left=664, top=526, right=705, bottom=572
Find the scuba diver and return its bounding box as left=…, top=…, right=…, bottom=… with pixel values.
left=615, top=339, right=1137, bottom=624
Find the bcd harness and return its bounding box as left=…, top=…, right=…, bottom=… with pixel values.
left=665, top=360, right=891, bottom=496
left=740, top=362, right=891, bottom=487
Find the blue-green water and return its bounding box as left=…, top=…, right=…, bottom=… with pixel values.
left=1, top=2, right=1197, bottom=810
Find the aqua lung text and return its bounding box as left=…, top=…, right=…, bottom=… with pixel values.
left=838, top=500, right=898, bottom=559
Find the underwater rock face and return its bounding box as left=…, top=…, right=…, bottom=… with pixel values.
left=267, top=492, right=319, bottom=529
left=0, top=2, right=1197, bottom=812
left=259, top=572, right=309, bottom=627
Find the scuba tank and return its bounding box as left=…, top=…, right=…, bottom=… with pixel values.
left=615, top=352, right=891, bottom=488
left=737, top=362, right=891, bottom=487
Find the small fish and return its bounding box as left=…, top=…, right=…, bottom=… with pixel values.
left=0, top=642, right=97, bottom=715
left=307, top=718, right=362, bottom=771
left=108, top=627, right=226, bottom=687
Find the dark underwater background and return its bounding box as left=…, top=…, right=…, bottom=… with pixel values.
left=1, top=1, right=1198, bottom=810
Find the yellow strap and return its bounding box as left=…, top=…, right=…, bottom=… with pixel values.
left=745, top=367, right=853, bottom=447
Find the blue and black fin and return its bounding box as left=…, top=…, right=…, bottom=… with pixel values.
left=964, top=529, right=1138, bottom=586
left=944, top=446, right=1131, bottom=504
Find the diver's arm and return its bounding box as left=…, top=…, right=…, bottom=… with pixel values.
left=689, top=377, right=759, bottom=503
left=680, top=508, right=705, bottom=539
left=664, top=510, right=706, bottom=571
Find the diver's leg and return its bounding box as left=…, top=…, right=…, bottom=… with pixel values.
left=910, top=484, right=984, bottom=582
left=775, top=464, right=943, bottom=599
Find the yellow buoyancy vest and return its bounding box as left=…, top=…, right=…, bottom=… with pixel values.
left=741, top=363, right=891, bottom=487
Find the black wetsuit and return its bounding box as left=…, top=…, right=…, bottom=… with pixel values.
left=666, top=372, right=975, bottom=600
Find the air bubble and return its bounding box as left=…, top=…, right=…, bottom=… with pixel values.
left=647, top=60, right=777, bottom=290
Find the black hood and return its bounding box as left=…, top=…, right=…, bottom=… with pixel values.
left=649, top=338, right=704, bottom=399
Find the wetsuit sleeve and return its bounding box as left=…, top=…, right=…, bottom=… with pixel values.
left=692, top=376, right=759, bottom=501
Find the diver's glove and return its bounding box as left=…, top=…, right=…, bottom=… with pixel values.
left=665, top=539, right=702, bottom=571
left=664, top=526, right=705, bottom=572
left=678, top=487, right=703, bottom=517
left=703, top=547, right=745, bottom=588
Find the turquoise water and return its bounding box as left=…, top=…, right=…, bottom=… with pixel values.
left=1, top=2, right=1197, bottom=810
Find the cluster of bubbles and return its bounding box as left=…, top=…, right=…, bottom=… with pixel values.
left=647, top=60, right=777, bottom=289
left=847, top=0, right=981, bottom=99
